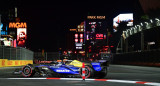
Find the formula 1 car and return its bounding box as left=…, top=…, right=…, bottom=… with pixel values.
left=18, top=60, right=109, bottom=78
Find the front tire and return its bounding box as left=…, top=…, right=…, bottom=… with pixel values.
left=98, top=67, right=108, bottom=78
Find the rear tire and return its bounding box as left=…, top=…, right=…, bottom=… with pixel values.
left=22, top=64, right=35, bottom=77
left=79, top=65, right=94, bottom=78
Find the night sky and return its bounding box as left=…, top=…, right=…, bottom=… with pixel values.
left=1, top=0, right=138, bottom=52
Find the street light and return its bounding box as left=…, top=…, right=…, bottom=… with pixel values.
left=145, top=22, right=150, bottom=29
left=133, top=27, right=137, bottom=34
left=150, top=19, right=153, bottom=23
left=155, top=18, right=160, bottom=26
left=137, top=25, right=142, bottom=32
left=129, top=28, right=133, bottom=35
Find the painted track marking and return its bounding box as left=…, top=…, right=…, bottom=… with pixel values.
left=1, top=78, right=160, bottom=86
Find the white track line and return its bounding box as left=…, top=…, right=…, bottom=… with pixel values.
left=107, top=80, right=137, bottom=83
left=145, top=83, right=160, bottom=86
left=0, top=78, right=160, bottom=86
left=6, top=78, right=46, bottom=79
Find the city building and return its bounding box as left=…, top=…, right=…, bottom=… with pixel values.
left=0, top=7, right=27, bottom=47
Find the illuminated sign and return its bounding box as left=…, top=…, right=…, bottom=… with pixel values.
left=80, top=34, right=83, bottom=38
left=79, top=51, right=85, bottom=54
left=113, top=13, right=133, bottom=32
left=76, top=47, right=82, bottom=49
left=77, top=25, right=84, bottom=29
left=75, top=34, right=78, bottom=38
left=148, top=42, right=155, bottom=45
left=80, top=39, right=83, bottom=43
left=0, top=23, right=8, bottom=35
left=70, top=29, right=76, bottom=31
left=75, top=39, right=78, bottom=42
left=87, top=35, right=89, bottom=40
left=87, top=16, right=105, bottom=19
left=104, top=35, right=106, bottom=39
left=17, top=28, right=27, bottom=47
left=75, top=43, right=82, bottom=47
left=9, top=22, right=27, bottom=28
left=3, top=41, right=11, bottom=46
left=75, top=43, right=83, bottom=50
left=78, top=29, right=84, bottom=32
left=68, top=51, right=72, bottom=54
left=96, top=34, right=104, bottom=39
left=14, top=39, right=17, bottom=47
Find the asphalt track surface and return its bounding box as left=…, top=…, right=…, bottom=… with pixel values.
left=0, top=64, right=160, bottom=86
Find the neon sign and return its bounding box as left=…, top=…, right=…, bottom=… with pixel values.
left=80, top=39, right=83, bottom=43
left=9, top=22, right=27, bottom=28
left=70, top=29, right=77, bottom=32
left=96, top=34, right=104, bottom=39
left=75, top=34, right=78, bottom=38
left=87, top=16, right=105, bottom=19
left=0, top=24, right=8, bottom=35
left=80, top=34, right=83, bottom=38
left=75, top=39, right=78, bottom=42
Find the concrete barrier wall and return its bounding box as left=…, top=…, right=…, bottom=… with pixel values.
left=113, top=50, right=160, bottom=67
left=0, top=59, right=33, bottom=67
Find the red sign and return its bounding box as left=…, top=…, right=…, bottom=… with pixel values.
left=96, top=34, right=104, bottom=39
left=80, top=34, right=83, bottom=38
left=80, top=39, right=83, bottom=43
left=75, top=39, right=78, bottom=42
left=75, top=34, right=78, bottom=38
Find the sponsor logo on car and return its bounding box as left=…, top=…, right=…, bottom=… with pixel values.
left=56, top=69, right=70, bottom=72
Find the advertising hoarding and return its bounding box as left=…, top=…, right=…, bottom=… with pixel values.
left=113, top=13, right=133, bottom=32
left=17, top=28, right=27, bottom=47
left=3, top=41, right=11, bottom=46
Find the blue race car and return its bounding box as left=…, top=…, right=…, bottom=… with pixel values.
left=21, top=60, right=109, bottom=78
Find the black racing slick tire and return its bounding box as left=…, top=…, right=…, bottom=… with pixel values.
left=79, top=65, right=94, bottom=78
left=98, top=67, right=108, bottom=78
left=22, top=64, right=35, bottom=77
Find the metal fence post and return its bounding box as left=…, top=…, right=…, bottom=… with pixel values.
left=10, top=47, right=11, bottom=60
left=141, top=31, right=144, bottom=51
left=24, top=49, right=27, bottom=60
left=16, top=47, right=17, bottom=60
left=20, top=47, right=22, bottom=60
left=3, top=46, right=4, bottom=59
left=46, top=52, right=47, bottom=61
